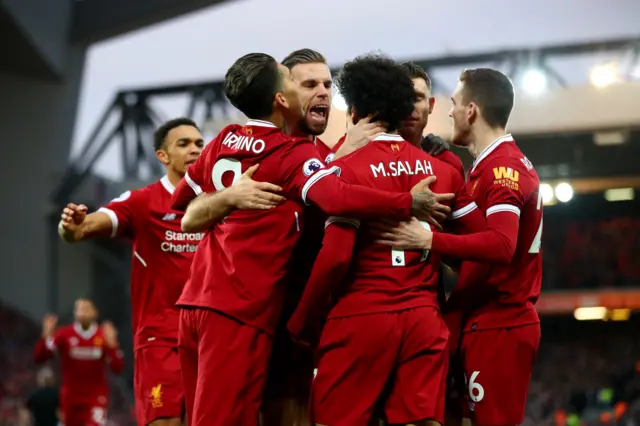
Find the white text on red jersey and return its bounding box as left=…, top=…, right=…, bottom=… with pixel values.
left=370, top=160, right=433, bottom=178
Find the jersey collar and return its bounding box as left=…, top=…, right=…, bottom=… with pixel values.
left=245, top=119, right=277, bottom=128
left=73, top=322, right=98, bottom=340
left=372, top=133, right=404, bottom=142
left=160, top=175, right=175, bottom=194
left=471, top=134, right=514, bottom=173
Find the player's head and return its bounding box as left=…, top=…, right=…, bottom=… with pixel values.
left=224, top=53, right=303, bottom=126
left=73, top=298, right=97, bottom=328
left=154, top=118, right=204, bottom=177
left=398, top=62, right=435, bottom=146
left=282, top=48, right=332, bottom=136
left=449, top=68, right=514, bottom=146
left=336, top=54, right=416, bottom=133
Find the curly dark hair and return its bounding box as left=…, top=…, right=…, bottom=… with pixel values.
left=335, top=54, right=416, bottom=132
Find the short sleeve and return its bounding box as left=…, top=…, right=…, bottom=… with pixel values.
left=480, top=158, right=529, bottom=218
left=279, top=138, right=340, bottom=204
left=98, top=189, right=144, bottom=239
left=450, top=170, right=478, bottom=220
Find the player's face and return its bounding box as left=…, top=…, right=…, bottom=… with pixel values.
left=74, top=299, right=97, bottom=327
left=399, top=77, right=433, bottom=145
left=449, top=81, right=472, bottom=146
left=157, top=125, right=204, bottom=176
left=290, top=62, right=332, bottom=136
left=276, top=64, right=305, bottom=128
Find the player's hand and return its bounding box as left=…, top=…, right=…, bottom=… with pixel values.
left=335, top=116, right=386, bottom=158
left=409, top=176, right=454, bottom=230
left=59, top=203, right=88, bottom=238
left=420, top=133, right=450, bottom=156
left=101, top=321, right=118, bottom=348
left=227, top=164, right=285, bottom=210
left=42, top=314, right=58, bottom=338
left=370, top=217, right=433, bottom=251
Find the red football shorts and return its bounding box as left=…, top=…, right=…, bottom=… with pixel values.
left=134, top=345, right=184, bottom=425
left=60, top=396, right=108, bottom=426
left=312, top=307, right=449, bottom=426
left=459, top=323, right=541, bottom=425
left=178, top=307, right=272, bottom=426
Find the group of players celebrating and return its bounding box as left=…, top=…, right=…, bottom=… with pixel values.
left=47, top=47, right=543, bottom=426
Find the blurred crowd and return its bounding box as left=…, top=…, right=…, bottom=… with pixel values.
left=1, top=205, right=639, bottom=425
left=525, top=317, right=640, bottom=426
left=0, top=302, right=135, bottom=426
left=544, top=212, right=640, bottom=290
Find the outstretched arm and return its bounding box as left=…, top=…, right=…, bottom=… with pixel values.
left=58, top=205, right=113, bottom=243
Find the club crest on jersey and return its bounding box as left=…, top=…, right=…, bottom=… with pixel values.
left=150, top=384, right=163, bottom=408
left=470, top=180, right=479, bottom=195
left=391, top=143, right=400, bottom=151
left=244, top=126, right=253, bottom=135
left=303, top=158, right=324, bottom=177
left=93, top=336, right=103, bottom=347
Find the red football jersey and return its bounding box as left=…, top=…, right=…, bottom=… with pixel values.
left=174, top=120, right=342, bottom=334
left=98, top=176, right=203, bottom=349
left=463, top=135, right=542, bottom=330
left=288, top=137, right=336, bottom=298
left=327, top=134, right=477, bottom=317
left=315, top=136, right=335, bottom=164
left=34, top=323, right=124, bottom=402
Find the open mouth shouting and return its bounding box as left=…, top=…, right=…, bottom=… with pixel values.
left=308, top=104, right=329, bottom=125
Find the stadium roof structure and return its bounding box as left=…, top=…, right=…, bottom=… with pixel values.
left=51, top=36, right=640, bottom=206
left=0, top=0, right=235, bottom=79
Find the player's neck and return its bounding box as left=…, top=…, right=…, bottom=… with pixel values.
left=403, top=132, right=421, bottom=147
left=469, top=126, right=508, bottom=158
left=75, top=321, right=95, bottom=331
left=166, top=168, right=184, bottom=189
left=263, top=113, right=286, bottom=130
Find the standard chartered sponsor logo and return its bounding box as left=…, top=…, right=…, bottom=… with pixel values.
left=162, top=230, right=204, bottom=253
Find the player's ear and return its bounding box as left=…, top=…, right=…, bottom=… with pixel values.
left=156, top=148, right=170, bottom=166
left=274, top=92, right=289, bottom=110
left=428, top=96, right=436, bottom=114
left=468, top=102, right=478, bottom=124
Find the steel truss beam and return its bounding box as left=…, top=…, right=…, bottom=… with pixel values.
left=52, top=36, right=640, bottom=204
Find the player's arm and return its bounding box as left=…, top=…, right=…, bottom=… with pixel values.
left=287, top=219, right=358, bottom=345
left=34, top=315, right=58, bottom=363
left=101, top=322, right=125, bottom=374
left=332, top=117, right=385, bottom=160
left=372, top=190, right=521, bottom=264
left=180, top=164, right=284, bottom=233
left=59, top=186, right=144, bottom=243
left=58, top=205, right=116, bottom=243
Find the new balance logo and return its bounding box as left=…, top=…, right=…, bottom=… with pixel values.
left=162, top=213, right=176, bottom=221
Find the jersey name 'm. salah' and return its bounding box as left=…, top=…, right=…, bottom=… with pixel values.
left=328, top=135, right=476, bottom=318
left=369, top=159, right=434, bottom=178
left=34, top=323, right=123, bottom=400
left=98, top=176, right=203, bottom=349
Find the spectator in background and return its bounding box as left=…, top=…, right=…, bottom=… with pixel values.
left=25, top=368, right=58, bottom=426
